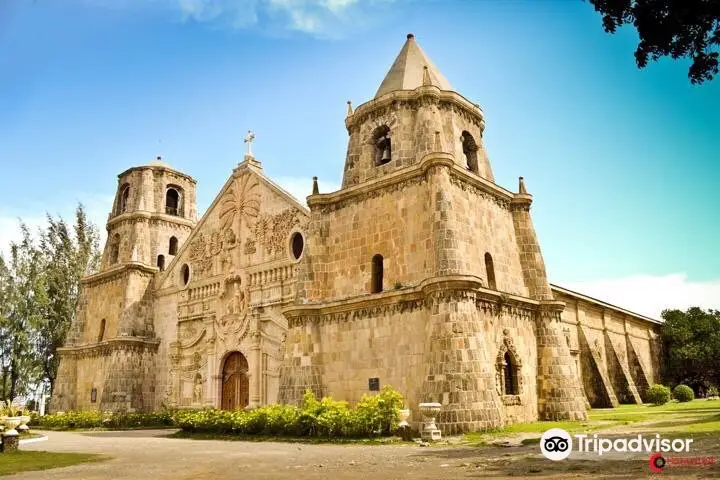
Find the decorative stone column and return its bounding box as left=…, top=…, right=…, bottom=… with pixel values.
left=250, top=329, right=262, bottom=408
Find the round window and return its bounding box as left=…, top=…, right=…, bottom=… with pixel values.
left=290, top=232, right=304, bottom=260
left=181, top=264, right=190, bottom=285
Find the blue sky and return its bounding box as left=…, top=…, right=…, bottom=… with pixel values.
left=1, top=0, right=718, bottom=317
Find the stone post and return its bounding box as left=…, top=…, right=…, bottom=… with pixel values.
left=250, top=330, right=262, bottom=407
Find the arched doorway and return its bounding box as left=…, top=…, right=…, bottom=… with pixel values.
left=221, top=351, right=249, bottom=410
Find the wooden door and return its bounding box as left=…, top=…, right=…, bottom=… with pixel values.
left=221, top=352, right=249, bottom=410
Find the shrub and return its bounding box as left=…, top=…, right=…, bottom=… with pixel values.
left=673, top=385, right=695, bottom=402
left=707, top=386, right=719, bottom=398
left=169, top=386, right=405, bottom=439
left=36, top=409, right=174, bottom=430
left=646, top=384, right=671, bottom=405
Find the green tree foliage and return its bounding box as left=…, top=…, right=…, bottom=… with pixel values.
left=589, top=0, right=720, bottom=84
left=660, top=307, right=720, bottom=395
left=0, top=205, right=100, bottom=402
left=37, top=206, right=101, bottom=393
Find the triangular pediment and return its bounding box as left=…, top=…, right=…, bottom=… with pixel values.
left=158, top=159, right=310, bottom=291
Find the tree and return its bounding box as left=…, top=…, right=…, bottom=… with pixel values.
left=0, top=224, right=47, bottom=401
left=589, top=0, right=720, bottom=84
left=660, top=307, right=720, bottom=394
left=0, top=205, right=101, bottom=402
left=35, top=205, right=101, bottom=394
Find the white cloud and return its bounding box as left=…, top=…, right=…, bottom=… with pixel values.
left=272, top=175, right=340, bottom=206
left=559, top=274, right=720, bottom=320
left=79, top=0, right=401, bottom=38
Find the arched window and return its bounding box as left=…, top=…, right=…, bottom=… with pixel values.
left=110, top=234, right=120, bottom=264
left=119, top=185, right=130, bottom=214
left=157, top=254, right=165, bottom=271
left=461, top=131, right=479, bottom=174
left=372, top=126, right=392, bottom=166
left=168, top=236, right=178, bottom=255
left=98, top=319, right=106, bottom=342
left=166, top=187, right=180, bottom=216
left=181, top=264, right=190, bottom=286
left=371, top=254, right=384, bottom=293
left=485, top=252, right=496, bottom=290
left=503, top=351, right=517, bottom=395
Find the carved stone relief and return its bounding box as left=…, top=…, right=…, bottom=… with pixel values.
left=254, top=209, right=301, bottom=255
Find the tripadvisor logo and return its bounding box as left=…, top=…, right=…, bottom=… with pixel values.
left=541, top=428, right=573, bottom=461
left=540, top=428, right=695, bottom=461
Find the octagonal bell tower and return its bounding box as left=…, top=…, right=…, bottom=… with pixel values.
left=342, top=33, right=495, bottom=188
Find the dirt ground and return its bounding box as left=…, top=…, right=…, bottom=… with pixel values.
left=7, top=428, right=720, bottom=479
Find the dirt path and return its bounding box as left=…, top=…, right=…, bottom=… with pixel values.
left=9, top=429, right=720, bottom=479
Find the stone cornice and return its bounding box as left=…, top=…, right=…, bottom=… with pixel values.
left=57, top=337, right=160, bottom=359
left=347, top=87, right=484, bottom=132
left=307, top=153, right=456, bottom=212
left=447, top=164, right=516, bottom=206
left=107, top=211, right=196, bottom=229
left=81, top=262, right=158, bottom=287
left=283, top=275, right=544, bottom=327
left=308, top=153, right=520, bottom=214
left=118, top=164, right=197, bottom=184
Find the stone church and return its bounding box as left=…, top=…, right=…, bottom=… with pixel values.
left=52, top=34, right=662, bottom=433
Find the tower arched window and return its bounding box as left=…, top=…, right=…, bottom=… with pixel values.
left=98, top=319, right=106, bottom=342
left=166, top=187, right=181, bottom=216
left=372, top=126, right=392, bottom=166
left=485, top=252, right=496, bottom=290
left=157, top=254, right=165, bottom=271
left=110, top=234, right=120, bottom=264
left=119, top=184, right=130, bottom=214
left=461, top=131, right=479, bottom=174
left=371, top=254, right=384, bottom=293
left=168, top=236, right=178, bottom=255
left=503, top=351, right=517, bottom=395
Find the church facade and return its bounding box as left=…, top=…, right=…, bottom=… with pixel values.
left=51, top=34, right=662, bottom=433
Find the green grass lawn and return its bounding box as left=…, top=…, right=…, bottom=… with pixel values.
left=464, top=398, right=720, bottom=445
left=0, top=451, right=108, bottom=476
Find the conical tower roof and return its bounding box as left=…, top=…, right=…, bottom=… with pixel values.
left=375, top=33, right=452, bottom=98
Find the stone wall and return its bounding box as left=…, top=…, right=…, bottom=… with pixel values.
left=281, top=281, right=546, bottom=434
left=553, top=286, right=662, bottom=408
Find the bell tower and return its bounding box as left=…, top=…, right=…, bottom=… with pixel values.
left=103, top=156, right=197, bottom=272
left=341, top=33, right=494, bottom=189
left=283, top=33, right=588, bottom=430
left=52, top=156, right=198, bottom=413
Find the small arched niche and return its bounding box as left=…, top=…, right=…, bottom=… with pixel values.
left=461, top=131, right=479, bottom=174
left=97, top=318, right=106, bottom=342
left=157, top=254, right=165, bottom=271
left=118, top=184, right=130, bottom=214
left=484, top=252, right=496, bottom=290
left=110, top=234, right=120, bottom=264
left=168, top=236, right=178, bottom=255
left=371, top=254, right=384, bottom=293
left=496, top=335, right=522, bottom=399
left=372, top=125, right=392, bottom=166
